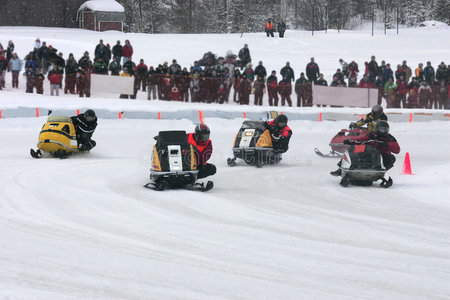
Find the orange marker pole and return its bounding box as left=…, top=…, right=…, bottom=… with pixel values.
left=36, top=108, right=40, bottom=118
left=360, top=114, right=364, bottom=120
left=119, top=112, right=123, bottom=119
left=318, top=112, right=322, bottom=122
left=198, top=110, right=204, bottom=123
left=158, top=112, right=161, bottom=120
left=76, top=109, right=80, bottom=116
left=0, top=110, right=2, bottom=119
left=243, top=112, right=247, bottom=119
left=409, top=113, right=413, bottom=123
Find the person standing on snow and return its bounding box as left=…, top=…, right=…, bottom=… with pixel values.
left=306, top=57, right=320, bottom=83
left=187, top=124, right=216, bottom=179
left=277, top=20, right=286, bottom=38
left=238, top=44, right=251, bottom=70
left=265, top=18, right=274, bottom=37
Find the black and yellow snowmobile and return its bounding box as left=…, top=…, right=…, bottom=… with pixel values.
left=30, top=116, right=79, bottom=159
left=227, top=119, right=281, bottom=167
left=144, top=130, right=213, bottom=191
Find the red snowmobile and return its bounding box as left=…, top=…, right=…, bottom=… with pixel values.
left=315, top=124, right=370, bottom=158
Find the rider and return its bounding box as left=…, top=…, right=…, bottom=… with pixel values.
left=351, top=104, right=388, bottom=132
left=331, top=120, right=400, bottom=176
left=264, top=114, right=293, bottom=153
left=187, top=123, right=216, bottom=179
left=71, top=109, right=98, bottom=151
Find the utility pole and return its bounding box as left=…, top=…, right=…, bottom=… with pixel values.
left=325, top=4, right=328, bottom=33
left=372, top=2, right=375, bottom=36
left=384, top=2, right=387, bottom=35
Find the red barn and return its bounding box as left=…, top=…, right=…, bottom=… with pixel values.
left=77, top=0, right=125, bottom=32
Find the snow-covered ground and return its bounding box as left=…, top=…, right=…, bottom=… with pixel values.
left=1, top=26, right=450, bottom=299
left=1, top=116, right=450, bottom=299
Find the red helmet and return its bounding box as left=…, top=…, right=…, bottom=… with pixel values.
left=195, top=123, right=210, bottom=142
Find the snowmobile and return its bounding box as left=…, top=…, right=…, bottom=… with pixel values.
left=227, top=115, right=282, bottom=168
left=30, top=116, right=79, bottom=159
left=144, top=130, right=213, bottom=192
left=315, top=125, right=370, bottom=158
left=336, top=143, right=393, bottom=188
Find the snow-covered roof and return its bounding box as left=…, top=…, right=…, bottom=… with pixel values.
left=78, top=0, right=125, bottom=13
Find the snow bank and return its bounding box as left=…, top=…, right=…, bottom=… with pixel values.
left=419, top=20, right=449, bottom=28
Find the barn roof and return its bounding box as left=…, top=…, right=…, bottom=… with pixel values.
left=78, top=0, right=124, bottom=13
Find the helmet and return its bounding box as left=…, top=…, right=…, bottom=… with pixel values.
left=371, top=105, right=383, bottom=118
left=375, top=120, right=389, bottom=134
left=195, top=123, right=210, bottom=142
left=275, top=114, right=288, bottom=128
left=84, top=109, right=96, bottom=123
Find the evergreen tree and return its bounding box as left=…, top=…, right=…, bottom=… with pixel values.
left=433, top=0, right=450, bottom=24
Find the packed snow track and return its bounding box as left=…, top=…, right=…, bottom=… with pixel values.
left=1, top=117, right=450, bottom=299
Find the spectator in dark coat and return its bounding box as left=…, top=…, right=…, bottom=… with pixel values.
left=395, top=64, right=406, bottom=81
left=368, top=55, right=379, bottom=83
left=280, top=62, right=295, bottom=82
left=382, top=64, right=393, bottom=84
left=435, top=62, right=447, bottom=83
left=136, top=59, right=149, bottom=91
left=78, top=51, right=91, bottom=70
left=238, top=74, right=252, bottom=105
left=253, top=75, right=265, bottom=106
left=424, top=61, right=435, bottom=84
left=277, top=20, right=286, bottom=38
left=64, top=53, right=78, bottom=94
left=305, top=57, right=320, bottom=83
left=34, top=68, right=44, bottom=94
left=108, top=56, right=122, bottom=76
left=112, top=40, right=122, bottom=62
left=238, top=44, right=251, bottom=70
left=295, top=73, right=308, bottom=107
left=316, top=73, right=328, bottom=86
left=254, top=61, right=267, bottom=79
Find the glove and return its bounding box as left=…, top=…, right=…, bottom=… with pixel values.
left=271, top=133, right=281, bottom=140
left=377, top=140, right=387, bottom=147
left=349, top=122, right=356, bottom=129
left=263, top=121, right=269, bottom=129
left=343, top=139, right=351, bottom=145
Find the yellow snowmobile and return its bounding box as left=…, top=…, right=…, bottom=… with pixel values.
left=227, top=120, right=282, bottom=167
left=144, top=130, right=213, bottom=191
left=30, top=116, right=79, bottom=159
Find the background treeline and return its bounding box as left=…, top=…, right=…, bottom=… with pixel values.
left=116, top=0, right=449, bottom=33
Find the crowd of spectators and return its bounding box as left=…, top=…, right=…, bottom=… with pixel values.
left=0, top=38, right=448, bottom=109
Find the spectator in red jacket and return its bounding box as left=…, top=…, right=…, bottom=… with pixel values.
left=122, top=40, right=133, bottom=65
left=48, top=65, right=62, bottom=96
left=278, top=76, right=292, bottom=106
left=396, top=75, right=408, bottom=108
left=358, top=74, right=373, bottom=88
left=136, top=59, right=148, bottom=92
left=187, top=123, right=216, bottom=179
left=266, top=70, right=278, bottom=106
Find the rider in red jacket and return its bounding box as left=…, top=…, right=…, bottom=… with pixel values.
left=187, top=123, right=216, bottom=179
left=331, top=120, right=400, bottom=176
left=264, top=114, right=293, bottom=153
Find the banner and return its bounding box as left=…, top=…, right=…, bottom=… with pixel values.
left=91, top=74, right=134, bottom=95
left=312, top=85, right=379, bottom=108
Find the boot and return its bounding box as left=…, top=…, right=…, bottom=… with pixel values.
left=330, top=169, right=342, bottom=177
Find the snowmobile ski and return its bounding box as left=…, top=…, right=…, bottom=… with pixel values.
left=144, top=181, right=214, bottom=192
left=314, top=148, right=342, bottom=158
left=30, top=148, right=42, bottom=159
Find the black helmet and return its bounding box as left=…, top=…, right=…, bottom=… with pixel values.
left=195, top=123, right=210, bottom=142
left=275, top=114, right=288, bottom=128
left=371, top=105, right=383, bottom=118
left=84, top=109, right=96, bottom=123
left=375, top=120, right=389, bottom=134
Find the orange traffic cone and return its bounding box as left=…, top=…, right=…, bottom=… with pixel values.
left=401, top=152, right=414, bottom=175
